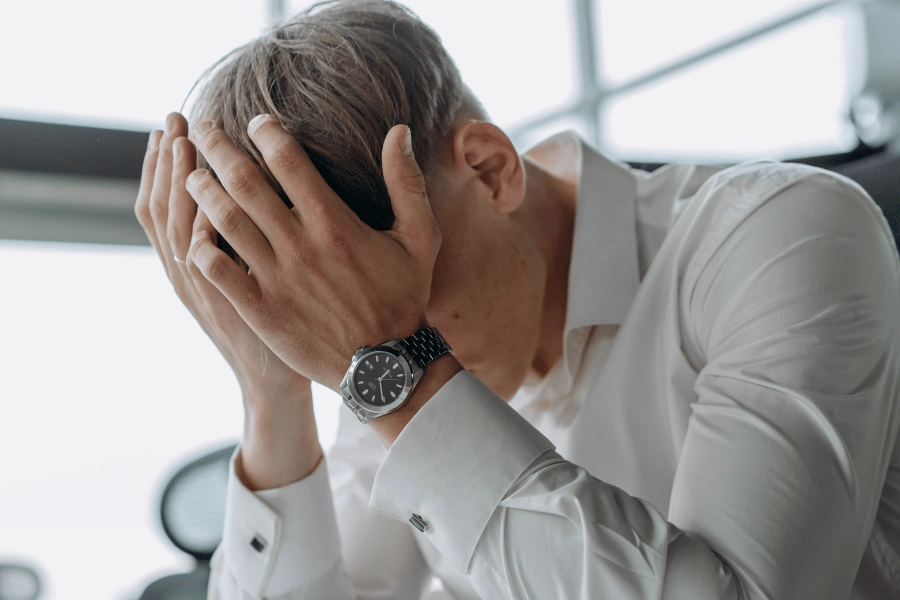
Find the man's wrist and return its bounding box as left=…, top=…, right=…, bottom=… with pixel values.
left=368, top=353, right=463, bottom=448
left=239, top=383, right=323, bottom=491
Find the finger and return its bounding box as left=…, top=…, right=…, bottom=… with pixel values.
left=188, top=209, right=235, bottom=294
left=148, top=114, right=189, bottom=275
left=169, top=136, right=199, bottom=262
left=186, top=168, right=275, bottom=271
left=246, top=114, right=354, bottom=224
left=135, top=130, right=164, bottom=250
left=150, top=114, right=187, bottom=236
left=188, top=227, right=262, bottom=316
left=189, top=120, right=295, bottom=245
left=381, top=125, right=440, bottom=253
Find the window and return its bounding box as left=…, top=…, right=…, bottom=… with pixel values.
left=0, top=0, right=267, bottom=129
left=0, top=241, right=342, bottom=599
left=400, top=0, right=578, bottom=128
left=600, top=5, right=863, bottom=161
left=510, top=0, right=867, bottom=162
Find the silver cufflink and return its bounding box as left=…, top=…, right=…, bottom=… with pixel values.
left=250, top=535, right=266, bottom=552
left=409, top=513, right=428, bottom=532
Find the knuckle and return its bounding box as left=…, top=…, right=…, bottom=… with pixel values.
left=158, top=141, right=173, bottom=161
left=400, top=173, right=427, bottom=195
left=149, top=196, right=167, bottom=223
left=292, top=242, right=319, bottom=270
left=269, top=142, right=300, bottom=172
left=318, top=219, right=351, bottom=254
left=203, top=130, right=226, bottom=154
left=224, top=165, right=257, bottom=196
left=204, top=251, right=231, bottom=282
left=188, top=173, right=216, bottom=198
left=214, top=203, right=243, bottom=235
left=166, top=224, right=182, bottom=249
left=134, top=199, right=151, bottom=227
left=248, top=293, right=271, bottom=321
left=185, top=256, right=203, bottom=278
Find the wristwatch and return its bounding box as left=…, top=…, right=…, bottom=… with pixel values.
left=340, top=327, right=452, bottom=423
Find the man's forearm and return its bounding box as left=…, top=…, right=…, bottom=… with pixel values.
left=238, top=382, right=323, bottom=491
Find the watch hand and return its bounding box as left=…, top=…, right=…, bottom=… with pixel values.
left=379, top=379, right=385, bottom=402
left=378, top=368, right=391, bottom=381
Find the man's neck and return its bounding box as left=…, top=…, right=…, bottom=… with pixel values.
left=521, top=158, right=577, bottom=378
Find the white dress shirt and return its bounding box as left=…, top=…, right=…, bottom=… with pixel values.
left=209, top=133, right=900, bottom=600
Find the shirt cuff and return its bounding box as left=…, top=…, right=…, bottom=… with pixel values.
left=222, top=447, right=342, bottom=597
left=369, top=370, right=554, bottom=572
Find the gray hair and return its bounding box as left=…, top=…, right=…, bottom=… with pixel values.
left=189, top=0, right=484, bottom=230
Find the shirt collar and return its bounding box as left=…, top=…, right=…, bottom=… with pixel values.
left=515, top=132, right=640, bottom=405
left=525, top=131, right=641, bottom=332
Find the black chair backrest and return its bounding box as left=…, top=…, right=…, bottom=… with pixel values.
left=159, top=444, right=236, bottom=561
left=139, top=443, right=237, bottom=600
left=0, top=564, right=40, bottom=600
left=833, top=152, right=900, bottom=251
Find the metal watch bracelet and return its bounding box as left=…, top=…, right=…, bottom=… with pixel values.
left=342, top=327, right=452, bottom=423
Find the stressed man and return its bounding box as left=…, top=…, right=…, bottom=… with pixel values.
left=135, top=1, right=900, bottom=598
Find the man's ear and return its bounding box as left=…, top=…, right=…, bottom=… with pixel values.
left=452, top=120, right=525, bottom=215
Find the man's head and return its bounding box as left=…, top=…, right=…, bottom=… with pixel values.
left=191, top=0, right=572, bottom=397
left=191, top=0, right=483, bottom=230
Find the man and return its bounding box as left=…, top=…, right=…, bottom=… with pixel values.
left=135, top=1, right=900, bottom=598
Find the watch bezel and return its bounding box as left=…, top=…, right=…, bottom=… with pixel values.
left=342, top=343, right=414, bottom=417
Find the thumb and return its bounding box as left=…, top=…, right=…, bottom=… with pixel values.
left=382, top=125, right=439, bottom=250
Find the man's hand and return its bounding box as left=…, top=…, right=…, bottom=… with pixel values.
left=135, top=113, right=321, bottom=489
left=184, top=115, right=443, bottom=392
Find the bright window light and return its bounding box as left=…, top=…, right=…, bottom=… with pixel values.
left=600, top=7, right=862, bottom=161
left=399, top=0, right=578, bottom=128
left=0, top=241, right=339, bottom=600
left=0, top=0, right=268, bottom=130
left=597, top=0, right=827, bottom=85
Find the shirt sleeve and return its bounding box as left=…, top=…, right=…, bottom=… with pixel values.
left=208, top=403, right=432, bottom=600
left=370, top=172, right=900, bottom=600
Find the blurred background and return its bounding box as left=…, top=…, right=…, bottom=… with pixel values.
left=0, top=0, right=898, bottom=598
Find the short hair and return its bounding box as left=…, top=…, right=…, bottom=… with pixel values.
left=189, top=0, right=483, bottom=231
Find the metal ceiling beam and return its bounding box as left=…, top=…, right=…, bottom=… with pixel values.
left=0, top=118, right=148, bottom=179
left=268, top=0, right=288, bottom=25
left=572, top=0, right=602, bottom=146
left=0, top=119, right=149, bottom=245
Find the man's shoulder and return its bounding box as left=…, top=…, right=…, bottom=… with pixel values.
left=676, top=159, right=885, bottom=285
left=692, top=159, right=868, bottom=214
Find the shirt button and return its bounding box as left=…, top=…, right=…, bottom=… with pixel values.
left=409, top=513, right=428, bottom=532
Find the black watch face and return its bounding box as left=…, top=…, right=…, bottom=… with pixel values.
left=353, top=351, right=408, bottom=406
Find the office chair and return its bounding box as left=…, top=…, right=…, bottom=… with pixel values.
left=0, top=564, right=40, bottom=600
left=833, top=151, right=900, bottom=251
left=138, top=443, right=237, bottom=600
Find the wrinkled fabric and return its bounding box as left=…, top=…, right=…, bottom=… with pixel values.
left=210, top=134, right=900, bottom=600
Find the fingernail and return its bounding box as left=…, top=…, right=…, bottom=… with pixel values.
left=402, top=127, right=413, bottom=156
left=186, top=169, right=206, bottom=191
left=165, top=112, right=178, bottom=132
left=248, top=114, right=271, bottom=134
left=194, top=120, right=216, bottom=136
